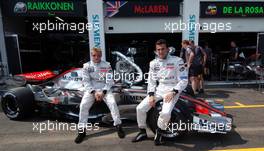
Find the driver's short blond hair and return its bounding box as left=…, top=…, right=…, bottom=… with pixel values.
left=91, top=47, right=102, bottom=54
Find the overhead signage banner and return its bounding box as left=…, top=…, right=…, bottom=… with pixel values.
left=105, top=1, right=180, bottom=17
left=2, top=0, right=84, bottom=17
left=201, top=2, right=264, bottom=18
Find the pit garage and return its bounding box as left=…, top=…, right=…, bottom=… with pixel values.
left=0, top=0, right=263, bottom=82
left=1, top=0, right=89, bottom=74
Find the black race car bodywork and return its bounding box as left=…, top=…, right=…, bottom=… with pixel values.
left=1, top=67, right=233, bottom=139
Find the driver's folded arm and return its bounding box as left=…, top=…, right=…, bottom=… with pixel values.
left=147, top=56, right=188, bottom=96
left=82, top=62, right=114, bottom=94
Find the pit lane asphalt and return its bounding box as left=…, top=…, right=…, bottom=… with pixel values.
left=0, top=88, right=264, bottom=151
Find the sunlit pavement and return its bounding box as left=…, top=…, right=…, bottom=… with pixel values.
left=0, top=88, right=264, bottom=151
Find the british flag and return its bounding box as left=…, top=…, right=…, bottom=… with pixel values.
left=106, top=1, right=127, bottom=17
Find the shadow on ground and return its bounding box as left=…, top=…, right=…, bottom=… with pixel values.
left=161, top=130, right=247, bottom=151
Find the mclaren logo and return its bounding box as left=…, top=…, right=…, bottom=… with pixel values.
left=14, top=2, right=27, bottom=13
left=206, top=4, right=217, bottom=16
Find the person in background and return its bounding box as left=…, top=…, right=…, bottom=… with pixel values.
left=181, top=40, right=196, bottom=93
left=230, top=41, right=239, bottom=61
left=230, top=41, right=245, bottom=62
left=181, top=40, right=193, bottom=64
left=189, top=40, right=207, bottom=94
left=204, top=42, right=212, bottom=80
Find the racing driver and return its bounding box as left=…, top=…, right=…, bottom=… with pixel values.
left=132, top=39, right=188, bottom=145
left=75, top=47, right=125, bottom=144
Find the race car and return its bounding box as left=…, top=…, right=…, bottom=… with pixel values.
left=0, top=50, right=233, bottom=139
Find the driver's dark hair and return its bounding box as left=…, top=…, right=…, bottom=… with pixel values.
left=189, top=40, right=195, bottom=45
left=156, top=39, right=167, bottom=47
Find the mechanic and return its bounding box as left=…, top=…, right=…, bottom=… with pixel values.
left=74, top=47, right=125, bottom=144
left=189, top=40, right=207, bottom=95
left=230, top=41, right=245, bottom=62
left=203, top=42, right=212, bottom=80
left=230, top=41, right=240, bottom=61
left=181, top=40, right=193, bottom=64
left=132, top=39, right=188, bottom=145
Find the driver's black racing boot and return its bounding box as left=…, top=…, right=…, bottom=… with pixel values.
left=116, top=124, right=126, bottom=139
left=154, top=128, right=165, bottom=146
left=74, top=129, right=86, bottom=144
left=132, top=128, right=148, bottom=142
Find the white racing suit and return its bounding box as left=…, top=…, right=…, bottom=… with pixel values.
left=137, top=55, right=188, bottom=130
left=78, top=61, right=121, bottom=129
